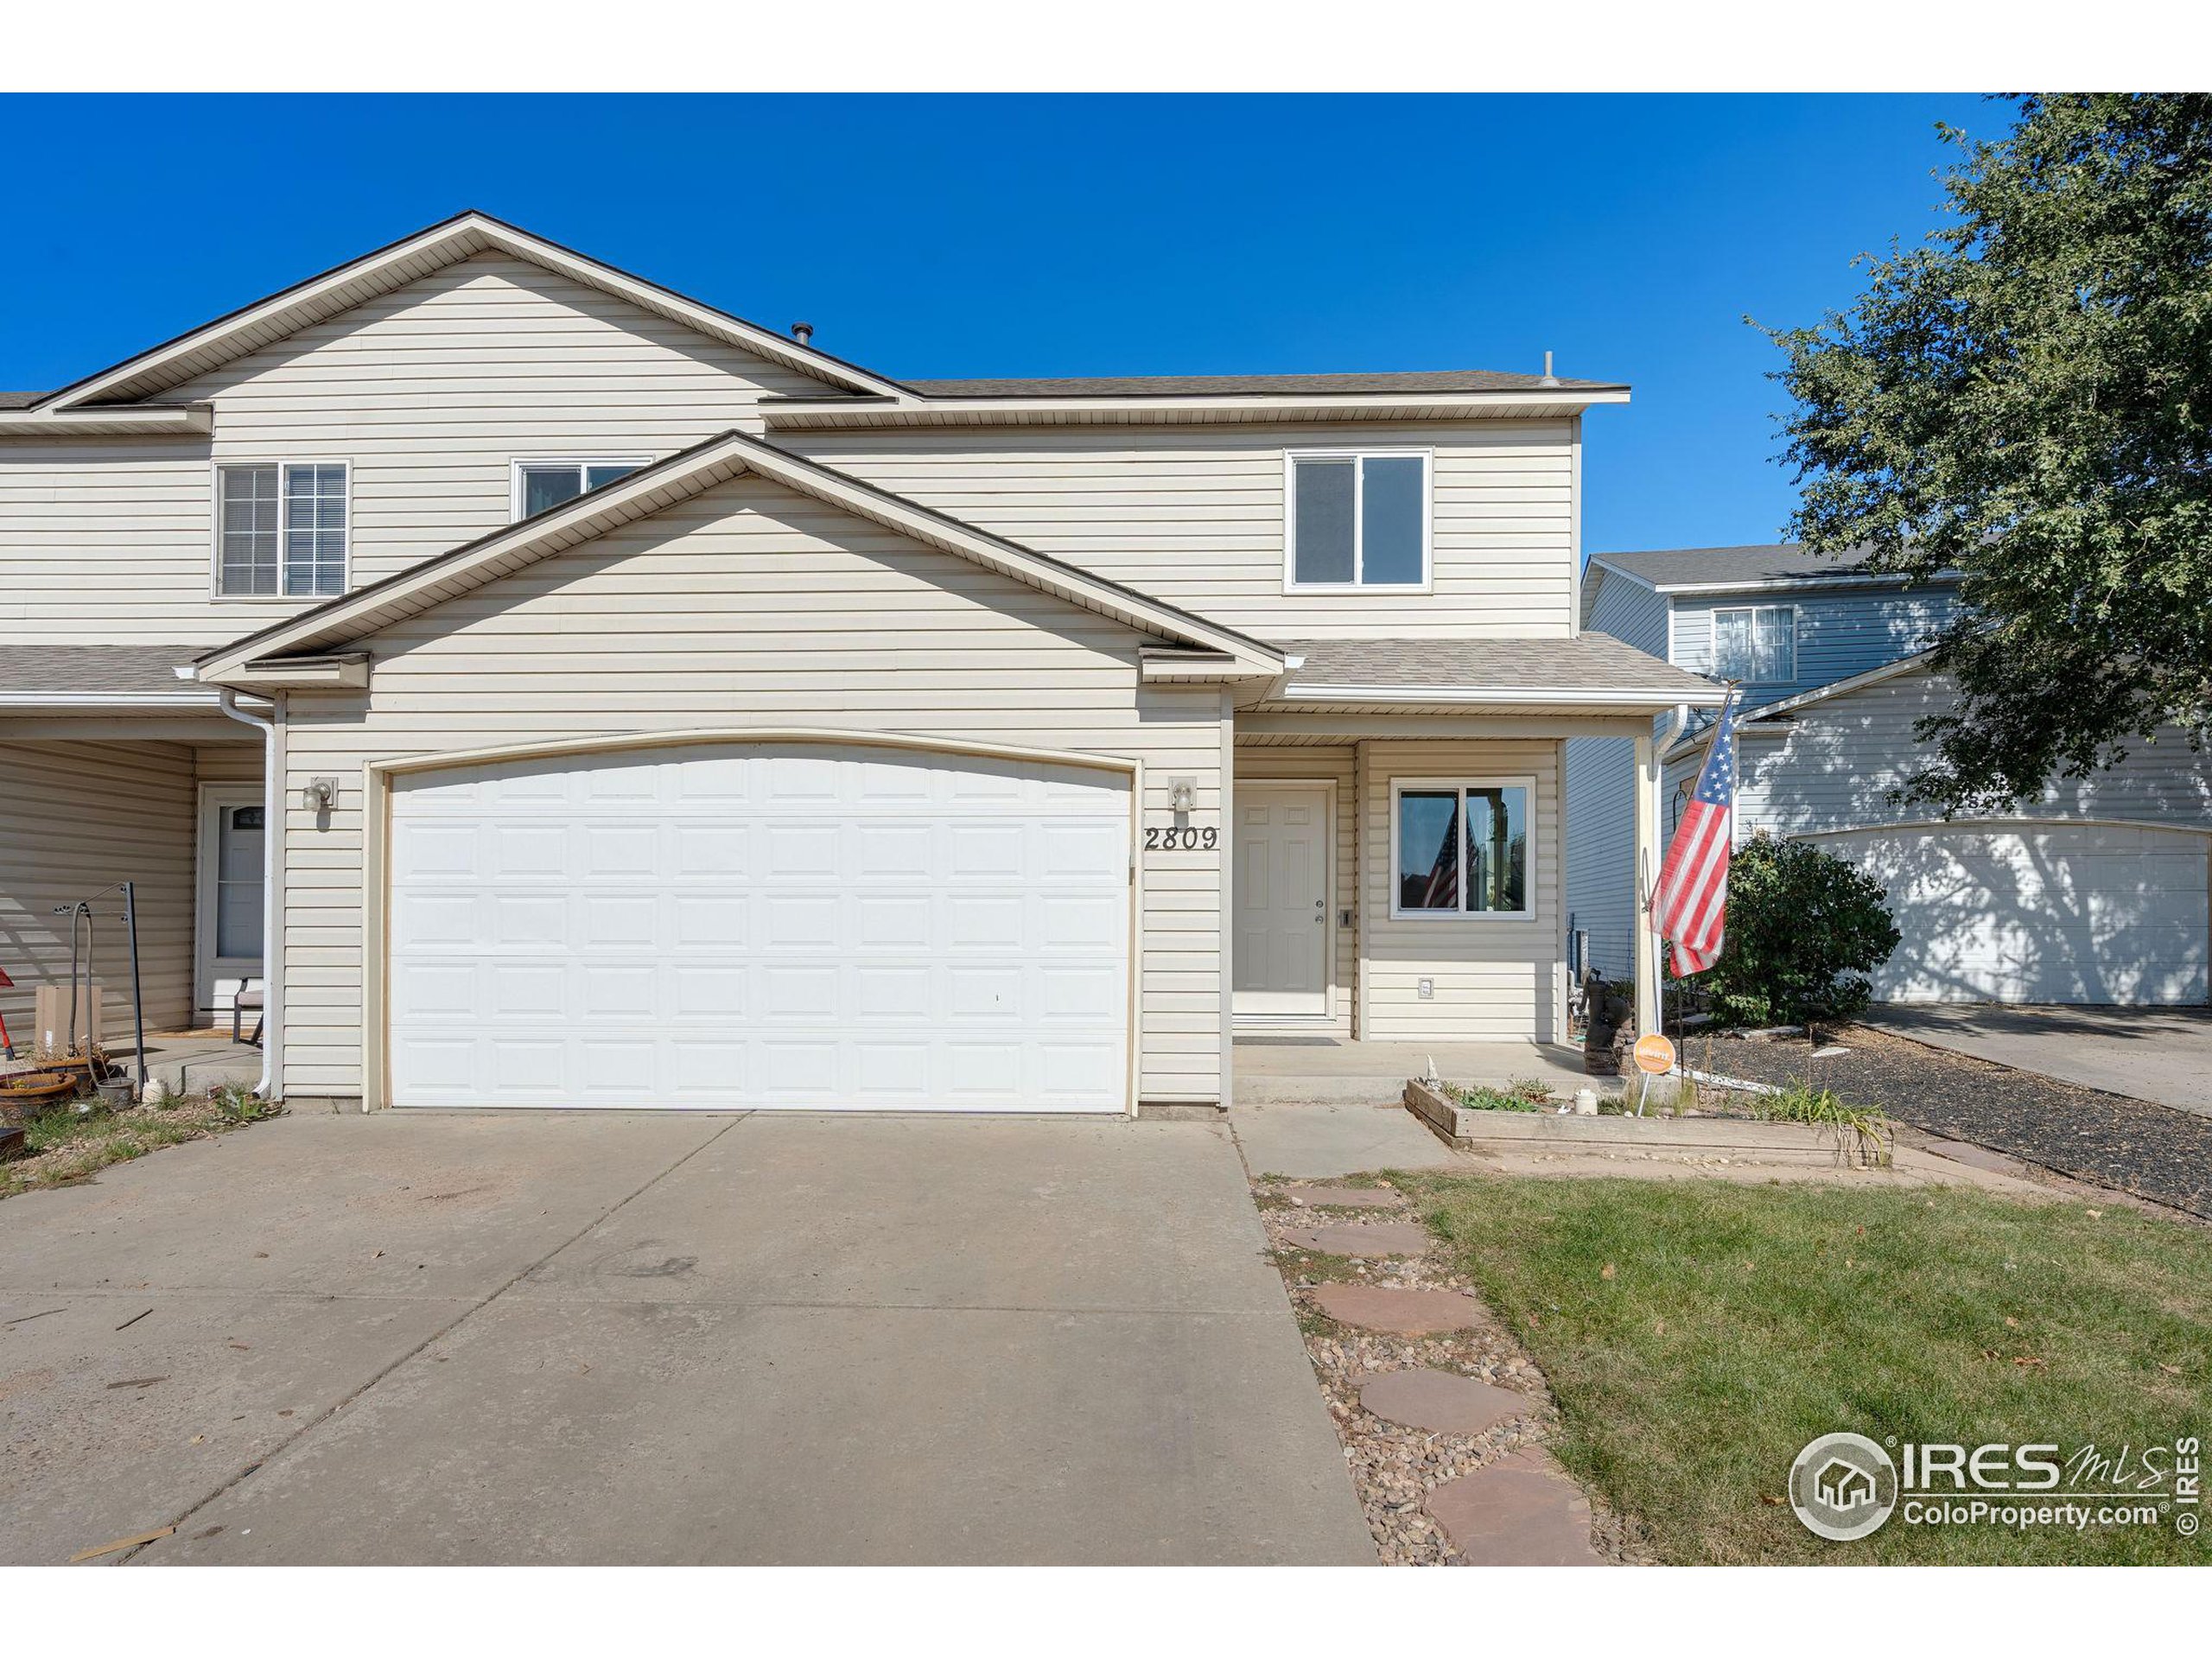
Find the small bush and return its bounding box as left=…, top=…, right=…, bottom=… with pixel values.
left=1693, top=837, right=1901, bottom=1027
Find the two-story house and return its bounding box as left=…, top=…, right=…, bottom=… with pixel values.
left=1565, top=544, right=2210, bottom=1006
left=1, top=212, right=1714, bottom=1114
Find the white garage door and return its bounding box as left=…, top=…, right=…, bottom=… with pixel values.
left=1816, top=823, right=2209, bottom=1005
left=386, top=742, right=1131, bottom=1111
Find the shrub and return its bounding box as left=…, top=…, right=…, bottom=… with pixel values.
left=1691, top=836, right=1901, bottom=1028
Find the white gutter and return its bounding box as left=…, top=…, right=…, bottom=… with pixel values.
left=0, top=690, right=223, bottom=709
left=1278, top=683, right=1726, bottom=709
left=216, top=690, right=283, bottom=1101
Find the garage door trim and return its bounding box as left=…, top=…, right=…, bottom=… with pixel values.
left=361, top=728, right=1142, bottom=1114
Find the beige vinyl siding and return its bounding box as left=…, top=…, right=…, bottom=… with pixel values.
left=276, top=473, right=1226, bottom=1106
left=788, top=422, right=1577, bottom=640
left=194, top=742, right=264, bottom=785
left=3, top=255, right=829, bottom=645
left=0, top=740, right=197, bottom=1041
left=1232, top=744, right=1357, bottom=1032
left=1358, top=739, right=1564, bottom=1041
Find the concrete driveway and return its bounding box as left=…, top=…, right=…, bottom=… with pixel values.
left=0, top=1110, right=1372, bottom=1566
left=1872, top=1004, right=2212, bottom=1117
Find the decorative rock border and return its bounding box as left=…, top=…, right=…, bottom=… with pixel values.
left=1261, top=1176, right=1632, bottom=1566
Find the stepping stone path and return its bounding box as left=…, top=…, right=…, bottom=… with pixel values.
left=1425, top=1447, right=1605, bottom=1566
left=1309, top=1284, right=1483, bottom=1334
left=1358, top=1368, right=1531, bottom=1437
left=1286, top=1185, right=1406, bottom=1211
left=1281, top=1221, right=1434, bottom=1256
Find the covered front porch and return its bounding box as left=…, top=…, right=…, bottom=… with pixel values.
left=1225, top=634, right=1719, bottom=1097
left=0, top=647, right=270, bottom=1071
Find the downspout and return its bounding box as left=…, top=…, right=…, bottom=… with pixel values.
left=216, top=689, right=284, bottom=1101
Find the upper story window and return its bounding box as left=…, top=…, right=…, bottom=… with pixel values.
left=1711, top=604, right=1797, bottom=683
left=216, top=462, right=347, bottom=598
left=1286, top=451, right=1430, bottom=590
left=512, top=459, right=647, bottom=521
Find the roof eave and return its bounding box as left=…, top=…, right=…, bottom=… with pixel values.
left=1276, top=682, right=1726, bottom=710
left=0, top=403, right=213, bottom=437
left=759, top=388, right=1630, bottom=428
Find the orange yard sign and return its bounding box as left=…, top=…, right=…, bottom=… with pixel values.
left=1632, top=1033, right=1676, bottom=1076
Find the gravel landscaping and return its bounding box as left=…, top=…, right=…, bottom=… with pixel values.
left=1681, top=1024, right=2212, bottom=1219
left=1255, top=1179, right=1637, bottom=1565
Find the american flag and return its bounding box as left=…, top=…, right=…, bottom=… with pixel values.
left=1654, top=688, right=1743, bottom=976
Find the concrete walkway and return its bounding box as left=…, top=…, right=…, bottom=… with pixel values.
left=1871, top=1005, right=2212, bottom=1118
left=1, top=1110, right=1372, bottom=1566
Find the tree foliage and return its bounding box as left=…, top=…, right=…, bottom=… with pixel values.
left=1693, top=838, right=1901, bottom=1028
left=1769, top=94, right=2212, bottom=813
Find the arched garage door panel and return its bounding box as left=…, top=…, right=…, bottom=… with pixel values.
left=386, top=742, right=1131, bottom=1110
left=1818, top=823, right=2208, bottom=1006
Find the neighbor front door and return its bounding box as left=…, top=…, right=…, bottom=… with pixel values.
left=1233, top=785, right=1330, bottom=1017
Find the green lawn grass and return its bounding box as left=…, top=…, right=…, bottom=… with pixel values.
left=1403, top=1173, right=2212, bottom=1564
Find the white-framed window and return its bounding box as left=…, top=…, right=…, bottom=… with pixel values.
left=1284, top=450, right=1431, bottom=590
left=1389, top=777, right=1534, bottom=919
left=511, top=458, right=649, bottom=521
left=1711, top=604, right=1797, bottom=683
left=214, top=461, right=349, bottom=598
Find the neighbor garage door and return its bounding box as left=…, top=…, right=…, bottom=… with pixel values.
left=1813, top=823, right=2209, bottom=1005
left=385, top=742, right=1131, bottom=1110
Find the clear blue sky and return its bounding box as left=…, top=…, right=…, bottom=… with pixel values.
left=3, top=92, right=1995, bottom=555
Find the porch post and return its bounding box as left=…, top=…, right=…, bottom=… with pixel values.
left=1631, top=729, right=1662, bottom=1039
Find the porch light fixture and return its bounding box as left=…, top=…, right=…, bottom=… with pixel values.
left=302, top=777, right=338, bottom=812
left=1167, top=777, right=1196, bottom=813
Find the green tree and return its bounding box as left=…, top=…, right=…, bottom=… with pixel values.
left=1694, top=838, right=1901, bottom=1028
left=1769, top=94, right=2212, bottom=813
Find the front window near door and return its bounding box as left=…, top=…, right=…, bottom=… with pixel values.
left=512, top=459, right=647, bottom=520
left=1392, top=780, right=1530, bottom=918
left=1287, top=452, right=1430, bottom=588
left=216, top=804, right=265, bottom=958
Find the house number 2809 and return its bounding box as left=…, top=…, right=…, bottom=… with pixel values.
left=1144, top=825, right=1218, bottom=851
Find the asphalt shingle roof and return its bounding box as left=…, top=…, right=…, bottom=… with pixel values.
left=0, top=391, right=46, bottom=409
left=1589, top=543, right=1910, bottom=589
left=1273, top=633, right=1714, bottom=696
left=0, top=645, right=205, bottom=695
left=901, top=370, right=1622, bottom=397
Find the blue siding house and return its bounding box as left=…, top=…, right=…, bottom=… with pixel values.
left=1564, top=543, right=2209, bottom=1005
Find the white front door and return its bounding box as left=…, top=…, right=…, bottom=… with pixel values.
left=384, top=741, right=1133, bottom=1111
left=1234, top=785, right=1330, bottom=1017
left=196, top=785, right=265, bottom=1024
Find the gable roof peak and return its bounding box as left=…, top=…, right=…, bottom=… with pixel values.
left=33, top=210, right=915, bottom=414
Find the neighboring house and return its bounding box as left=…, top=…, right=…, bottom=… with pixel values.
left=1565, top=544, right=2211, bottom=1006
left=0, top=211, right=1713, bottom=1113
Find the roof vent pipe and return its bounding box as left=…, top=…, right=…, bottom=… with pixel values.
left=791, top=321, right=814, bottom=346
left=1539, top=350, right=1560, bottom=387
